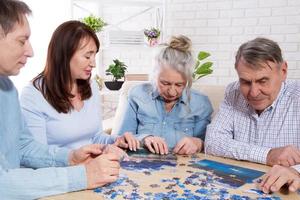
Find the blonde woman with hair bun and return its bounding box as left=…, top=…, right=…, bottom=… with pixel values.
left=117, top=35, right=213, bottom=155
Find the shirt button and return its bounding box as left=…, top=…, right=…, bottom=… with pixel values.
left=163, top=121, right=166, bottom=125
left=185, top=128, right=189, bottom=131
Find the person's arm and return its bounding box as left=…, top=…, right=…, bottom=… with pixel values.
left=205, top=85, right=271, bottom=164
left=1, top=143, right=122, bottom=199
left=92, top=132, right=117, bottom=144
left=0, top=154, right=86, bottom=199
left=173, top=95, right=213, bottom=155
left=193, top=95, right=213, bottom=141
left=19, top=115, right=71, bottom=168
left=91, top=80, right=117, bottom=144
left=20, top=84, right=48, bottom=144
left=117, top=92, right=151, bottom=141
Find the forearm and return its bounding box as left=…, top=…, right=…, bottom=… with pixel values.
left=92, top=132, right=117, bottom=144
left=205, top=130, right=271, bottom=164
left=19, top=129, right=70, bottom=168
left=0, top=165, right=86, bottom=199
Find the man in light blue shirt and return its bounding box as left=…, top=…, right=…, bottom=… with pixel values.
left=0, top=1, right=121, bottom=199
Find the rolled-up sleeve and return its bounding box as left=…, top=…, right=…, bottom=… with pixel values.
left=0, top=163, right=86, bottom=200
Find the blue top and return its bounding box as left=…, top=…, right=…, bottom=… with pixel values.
left=0, top=76, right=86, bottom=199
left=20, top=79, right=116, bottom=149
left=117, top=83, right=213, bottom=148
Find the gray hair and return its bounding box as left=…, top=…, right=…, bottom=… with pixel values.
left=235, top=37, right=283, bottom=69
left=0, top=0, right=31, bottom=36
left=152, top=35, right=194, bottom=100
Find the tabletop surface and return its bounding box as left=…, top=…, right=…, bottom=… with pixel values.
left=41, top=152, right=300, bottom=200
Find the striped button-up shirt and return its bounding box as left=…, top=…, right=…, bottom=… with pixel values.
left=205, top=80, right=300, bottom=165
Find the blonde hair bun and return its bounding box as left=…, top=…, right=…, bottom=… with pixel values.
left=169, top=35, right=192, bottom=53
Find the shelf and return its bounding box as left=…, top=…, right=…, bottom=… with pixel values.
left=71, top=0, right=165, bottom=47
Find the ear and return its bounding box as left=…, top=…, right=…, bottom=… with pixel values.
left=280, top=61, right=288, bottom=81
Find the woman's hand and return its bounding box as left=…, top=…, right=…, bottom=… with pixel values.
left=143, top=136, right=168, bottom=155
left=114, top=132, right=140, bottom=151
left=173, top=137, right=203, bottom=155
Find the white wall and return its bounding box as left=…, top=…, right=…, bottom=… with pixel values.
left=165, top=0, right=300, bottom=85
left=101, top=0, right=300, bottom=85
left=11, top=0, right=72, bottom=91
left=71, top=1, right=161, bottom=80
left=12, top=0, right=300, bottom=91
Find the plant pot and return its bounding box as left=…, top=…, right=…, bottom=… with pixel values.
left=148, top=38, right=158, bottom=47
left=104, top=81, right=124, bottom=90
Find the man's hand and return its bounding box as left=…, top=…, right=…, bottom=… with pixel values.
left=266, top=145, right=300, bottom=166
left=259, top=165, right=300, bottom=193
left=102, top=144, right=128, bottom=160
left=69, top=144, right=104, bottom=166
left=144, top=136, right=168, bottom=155
left=85, top=153, right=120, bottom=189
left=173, top=137, right=203, bottom=155
left=114, top=132, right=140, bottom=151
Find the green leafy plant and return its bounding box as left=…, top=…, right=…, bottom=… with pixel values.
left=193, top=51, right=213, bottom=81
left=105, top=59, right=127, bottom=82
left=82, top=15, right=107, bottom=33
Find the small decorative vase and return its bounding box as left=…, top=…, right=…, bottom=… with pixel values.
left=104, top=81, right=124, bottom=90
left=149, top=38, right=158, bottom=47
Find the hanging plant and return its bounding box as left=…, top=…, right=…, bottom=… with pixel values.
left=82, top=15, right=107, bottom=33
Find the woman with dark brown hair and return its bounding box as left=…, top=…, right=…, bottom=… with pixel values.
left=20, top=20, right=130, bottom=149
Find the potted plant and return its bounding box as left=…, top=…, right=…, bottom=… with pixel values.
left=193, top=51, right=213, bottom=81
left=144, top=27, right=160, bottom=47
left=105, top=59, right=127, bottom=90
left=81, top=14, right=107, bottom=33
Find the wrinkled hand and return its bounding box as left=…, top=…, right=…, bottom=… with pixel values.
left=266, top=145, right=300, bottom=166
left=114, top=132, right=140, bottom=151
left=85, top=153, right=120, bottom=189
left=102, top=144, right=128, bottom=160
left=259, top=165, right=300, bottom=193
left=173, top=137, right=203, bottom=155
left=69, top=144, right=104, bottom=165
left=144, top=136, right=168, bottom=155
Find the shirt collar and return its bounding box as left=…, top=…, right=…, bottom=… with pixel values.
left=151, top=88, right=188, bottom=105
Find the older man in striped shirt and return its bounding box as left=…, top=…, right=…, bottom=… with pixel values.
left=205, top=37, right=300, bottom=194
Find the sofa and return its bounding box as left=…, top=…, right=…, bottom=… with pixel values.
left=103, top=81, right=226, bottom=135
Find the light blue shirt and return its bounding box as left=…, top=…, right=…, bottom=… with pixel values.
left=117, top=83, right=213, bottom=148
left=206, top=80, right=300, bottom=164
left=0, top=76, right=86, bottom=199
left=20, top=79, right=116, bottom=149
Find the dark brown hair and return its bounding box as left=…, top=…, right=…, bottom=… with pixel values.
left=33, top=20, right=100, bottom=113
left=0, top=0, right=32, bottom=36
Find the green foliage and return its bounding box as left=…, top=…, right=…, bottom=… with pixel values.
left=105, top=59, right=127, bottom=81
left=193, top=51, right=213, bottom=81
left=82, top=15, right=107, bottom=33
